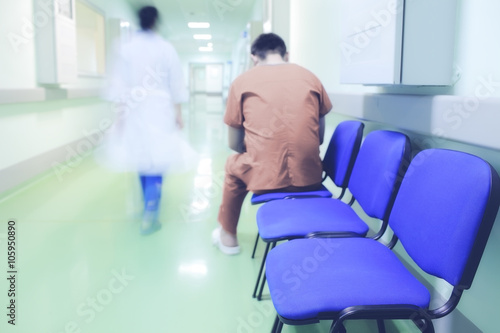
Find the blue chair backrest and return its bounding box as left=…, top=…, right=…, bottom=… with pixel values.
left=389, top=149, right=500, bottom=288
left=323, top=120, right=364, bottom=187
left=348, top=130, right=411, bottom=220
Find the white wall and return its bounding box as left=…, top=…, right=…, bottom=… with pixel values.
left=290, top=0, right=500, bottom=98
left=0, top=0, right=38, bottom=89
left=270, top=0, right=290, bottom=49
left=453, top=0, right=500, bottom=96
left=288, top=0, right=500, bottom=151
left=289, top=0, right=379, bottom=94
left=0, top=0, right=135, bottom=90
left=0, top=0, right=137, bottom=191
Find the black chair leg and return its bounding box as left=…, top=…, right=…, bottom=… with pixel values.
left=330, top=321, right=347, bottom=333
left=256, top=242, right=277, bottom=300
left=257, top=270, right=267, bottom=300
left=422, top=321, right=435, bottom=333
left=377, top=319, right=386, bottom=333
left=253, top=242, right=270, bottom=298
left=276, top=320, right=283, bottom=333
left=251, top=232, right=260, bottom=259
left=271, top=315, right=284, bottom=333
left=271, top=315, right=281, bottom=333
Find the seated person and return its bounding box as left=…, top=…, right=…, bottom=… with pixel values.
left=212, top=33, right=332, bottom=255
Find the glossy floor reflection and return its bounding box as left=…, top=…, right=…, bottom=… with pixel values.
left=0, top=96, right=412, bottom=333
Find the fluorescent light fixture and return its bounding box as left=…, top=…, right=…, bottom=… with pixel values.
left=199, top=46, right=213, bottom=52
left=120, top=21, right=130, bottom=28
left=188, top=22, right=210, bottom=28
left=193, top=34, right=212, bottom=40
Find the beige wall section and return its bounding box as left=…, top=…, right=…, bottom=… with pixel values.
left=289, top=1, right=500, bottom=333
left=76, top=0, right=107, bottom=76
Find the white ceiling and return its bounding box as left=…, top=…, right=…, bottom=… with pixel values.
left=125, top=0, right=259, bottom=54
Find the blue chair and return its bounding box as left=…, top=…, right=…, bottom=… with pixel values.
left=252, top=130, right=411, bottom=300
left=265, top=148, right=500, bottom=333
left=250, top=120, right=365, bottom=258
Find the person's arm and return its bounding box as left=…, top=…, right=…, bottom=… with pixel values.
left=228, top=126, right=245, bottom=153
left=319, top=116, right=325, bottom=145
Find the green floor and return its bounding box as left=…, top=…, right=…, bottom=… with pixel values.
left=0, top=96, right=418, bottom=333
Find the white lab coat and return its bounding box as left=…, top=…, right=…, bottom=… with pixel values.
left=97, top=30, right=197, bottom=175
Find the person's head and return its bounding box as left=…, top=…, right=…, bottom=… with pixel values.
left=250, top=33, right=287, bottom=62
left=138, top=6, right=159, bottom=31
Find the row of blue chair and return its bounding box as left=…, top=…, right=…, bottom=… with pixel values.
left=250, top=120, right=365, bottom=258
left=253, top=121, right=410, bottom=300
left=250, top=120, right=365, bottom=300
left=249, top=121, right=500, bottom=332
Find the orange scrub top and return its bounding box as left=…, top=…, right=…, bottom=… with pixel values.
left=224, top=63, right=332, bottom=191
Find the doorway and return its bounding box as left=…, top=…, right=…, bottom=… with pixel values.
left=189, top=63, right=224, bottom=95
left=189, top=63, right=224, bottom=112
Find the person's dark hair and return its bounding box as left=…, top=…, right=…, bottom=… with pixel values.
left=251, top=33, right=287, bottom=60
left=138, top=6, right=159, bottom=30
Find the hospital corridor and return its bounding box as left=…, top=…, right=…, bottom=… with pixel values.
left=2, top=1, right=500, bottom=333
left=0, top=96, right=289, bottom=333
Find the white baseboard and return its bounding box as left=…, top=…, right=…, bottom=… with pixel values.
left=0, top=138, right=96, bottom=193
left=0, top=89, right=46, bottom=104
left=0, top=88, right=101, bottom=104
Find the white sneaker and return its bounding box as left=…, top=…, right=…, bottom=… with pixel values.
left=212, top=227, right=240, bottom=255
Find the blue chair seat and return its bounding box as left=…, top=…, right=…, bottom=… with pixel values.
left=250, top=184, right=332, bottom=205
left=257, top=198, right=369, bottom=241
left=266, top=237, right=431, bottom=321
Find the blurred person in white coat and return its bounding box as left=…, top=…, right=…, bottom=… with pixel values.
left=98, top=6, right=197, bottom=235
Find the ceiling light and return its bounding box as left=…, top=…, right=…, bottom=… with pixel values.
left=193, top=34, right=212, bottom=40
left=188, top=22, right=210, bottom=28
